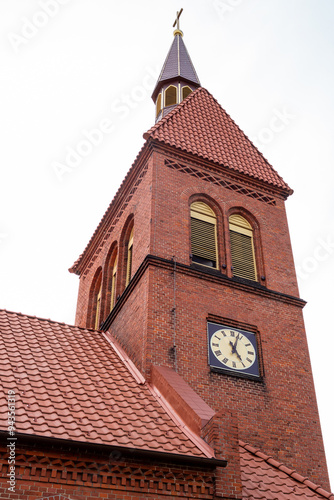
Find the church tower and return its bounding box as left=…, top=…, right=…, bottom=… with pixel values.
left=70, top=13, right=330, bottom=490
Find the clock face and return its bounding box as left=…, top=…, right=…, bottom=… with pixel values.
left=208, top=322, right=260, bottom=378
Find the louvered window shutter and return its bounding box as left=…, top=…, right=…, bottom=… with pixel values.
left=229, top=215, right=257, bottom=281
left=190, top=202, right=218, bottom=268
left=165, top=85, right=177, bottom=107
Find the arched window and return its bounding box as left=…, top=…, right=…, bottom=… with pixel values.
left=229, top=214, right=257, bottom=281
left=190, top=201, right=218, bottom=268
left=182, top=86, right=192, bottom=100
left=88, top=268, right=102, bottom=330
left=165, top=85, right=177, bottom=107
left=156, top=93, right=162, bottom=118
left=110, top=255, right=118, bottom=310
left=126, top=227, right=134, bottom=286
left=95, top=282, right=102, bottom=329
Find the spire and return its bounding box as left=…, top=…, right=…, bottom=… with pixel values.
left=152, top=9, right=201, bottom=122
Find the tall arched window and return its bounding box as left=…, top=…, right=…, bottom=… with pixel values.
left=190, top=201, right=218, bottom=268
left=88, top=268, right=102, bottom=330
left=95, top=283, right=102, bottom=329
left=110, top=255, right=118, bottom=310
left=165, top=85, right=177, bottom=107
left=229, top=214, right=257, bottom=281
left=126, top=227, right=134, bottom=286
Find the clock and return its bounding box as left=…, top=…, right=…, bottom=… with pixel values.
left=207, top=322, right=260, bottom=378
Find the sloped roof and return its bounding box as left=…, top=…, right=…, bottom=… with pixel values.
left=144, top=87, right=292, bottom=194
left=152, top=32, right=200, bottom=101
left=0, top=309, right=213, bottom=459
left=240, top=441, right=334, bottom=499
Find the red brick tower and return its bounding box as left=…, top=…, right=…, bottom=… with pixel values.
left=70, top=25, right=330, bottom=489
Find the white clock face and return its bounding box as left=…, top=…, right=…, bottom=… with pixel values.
left=210, top=328, right=256, bottom=371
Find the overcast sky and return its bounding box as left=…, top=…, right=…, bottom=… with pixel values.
left=1, top=0, right=333, bottom=489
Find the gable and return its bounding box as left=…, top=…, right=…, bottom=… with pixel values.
left=144, top=87, right=292, bottom=196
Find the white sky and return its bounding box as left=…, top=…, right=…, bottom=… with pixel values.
left=1, top=0, right=333, bottom=490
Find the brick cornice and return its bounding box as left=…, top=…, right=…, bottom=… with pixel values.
left=101, top=255, right=306, bottom=331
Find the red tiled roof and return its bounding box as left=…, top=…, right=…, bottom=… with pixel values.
left=240, top=441, right=334, bottom=499
left=0, top=309, right=213, bottom=459
left=144, top=87, right=292, bottom=194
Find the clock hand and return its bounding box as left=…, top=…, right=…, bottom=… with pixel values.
left=229, top=340, right=236, bottom=353
left=229, top=336, right=242, bottom=362
left=230, top=334, right=240, bottom=353
left=234, top=349, right=242, bottom=361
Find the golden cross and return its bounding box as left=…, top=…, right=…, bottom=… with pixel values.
left=173, top=8, right=183, bottom=30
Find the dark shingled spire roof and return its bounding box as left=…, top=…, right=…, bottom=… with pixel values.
left=152, top=32, right=201, bottom=101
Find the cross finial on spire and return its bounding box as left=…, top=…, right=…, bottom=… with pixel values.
left=173, top=8, right=183, bottom=31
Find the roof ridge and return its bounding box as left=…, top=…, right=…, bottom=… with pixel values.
left=239, top=440, right=334, bottom=499
left=102, top=331, right=146, bottom=385
left=0, top=308, right=97, bottom=333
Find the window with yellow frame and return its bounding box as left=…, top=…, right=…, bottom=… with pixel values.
left=229, top=214, right=257, bottom=281
left=190, top=201, right=218, bottom=269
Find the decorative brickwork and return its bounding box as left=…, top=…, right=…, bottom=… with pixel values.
left=0, top=444, right=215, bottom=499
left=165, top=158, right=277, bottom=206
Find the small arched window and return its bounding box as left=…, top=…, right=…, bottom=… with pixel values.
left=126, top=228, right=134, bottom=286
left=156, top=93, right=162, bottom=118
left=110, top=254, right=118, bottom=310
left=190, top=202, right=218, bottom=268
left=165, top=85, right=177, bottom=107
left=229, top=214, right=257, bottom=281
left=182, top=86, right=192, bottom=100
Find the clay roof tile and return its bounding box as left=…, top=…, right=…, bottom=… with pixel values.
left=0, top=309, right=212, bottom=460
left=145, top=88, right=292, bottom=195
left=240, top=441, right=333, bottom=499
